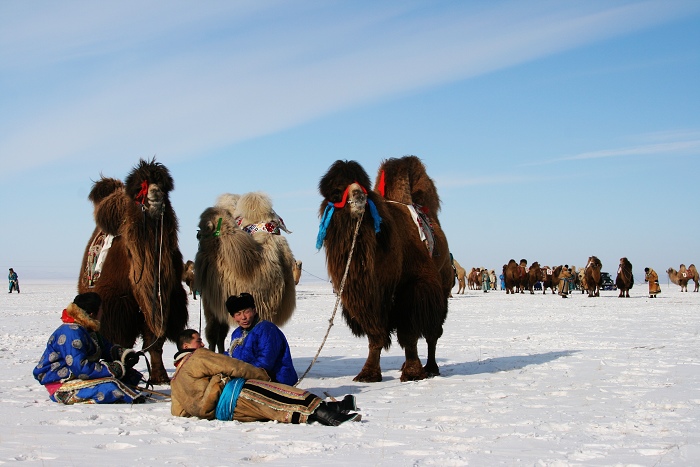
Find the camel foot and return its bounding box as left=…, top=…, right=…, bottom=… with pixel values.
left=423, top=362, right=440, bottom=378
left=148, top=369, right=171, bottom=385
left=400, top=360, right=427, bottom=382
left=353, top=368, right=382, bottom=383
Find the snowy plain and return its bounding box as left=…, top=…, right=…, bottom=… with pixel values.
left=1, top=278, right=699, bottom=466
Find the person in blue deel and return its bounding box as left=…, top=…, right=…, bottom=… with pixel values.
left=225, top=292, right=298, bottom=386
left=33, top=292, right=143, bottom=404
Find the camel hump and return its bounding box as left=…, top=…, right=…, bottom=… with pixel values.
left=89, top=177, right=124, bottom=204
left=376, top=156, right=440, bottom=214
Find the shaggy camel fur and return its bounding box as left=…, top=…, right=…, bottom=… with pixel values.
left=584, top=256, right=603, bottom=297
left=615, top=257, right=634, bottom=298
left=317, top=156, right=452, bottom=382
left=195, top=192, right=296, bottom=353
left=78, top=159, right=188, bottom=384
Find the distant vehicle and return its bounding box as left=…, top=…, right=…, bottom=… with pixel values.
left=601, top=272, right=615, bottom=291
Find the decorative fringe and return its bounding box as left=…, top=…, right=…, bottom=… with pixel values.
left=316, top=204, right=335, bottom=250
left=367, top=199, right=382, bottom=233
left=316, top=200, right=382, bottom=250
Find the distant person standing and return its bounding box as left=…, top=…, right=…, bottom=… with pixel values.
left=481, top=269, right=491, bottom=293
left=499, top=273, right=505, bottom=291
left=8, top=268, right=19, bottom=293
left=644, top=267, right=661, bottom=298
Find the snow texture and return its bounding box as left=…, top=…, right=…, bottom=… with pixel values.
left=2, top=280, right=699, bottom=466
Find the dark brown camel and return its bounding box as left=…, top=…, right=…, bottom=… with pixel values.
left=584, top=256, right=603, bottom=297
left=317, top=156, right=452, bottom=382
left=615, top=257, right=634, bottom=298
left=78, top=159, right=188, bottom=384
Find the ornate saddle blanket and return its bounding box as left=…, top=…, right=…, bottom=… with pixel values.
left=406, top=204, right=436, bottom=256
left=85, top=231, right=115, bottom=287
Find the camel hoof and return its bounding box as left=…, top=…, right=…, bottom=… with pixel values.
left=353, top=370, right=382, bottom=383
left=148, top=372, right=171, bottom=385
left=423, top=364, right=440, bottom=378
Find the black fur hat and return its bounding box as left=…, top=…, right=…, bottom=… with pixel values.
left=73, top=292, right=101, bottom=316
left=226, top=293, right=255, bottom=315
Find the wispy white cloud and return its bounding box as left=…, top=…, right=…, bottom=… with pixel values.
left=1, top=1, right=699, bottom=177
left=524, top=137, right=700, bottom=166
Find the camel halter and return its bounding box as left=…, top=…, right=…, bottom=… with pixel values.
left=315, top=182, right=381, bottom=250
left=297, top=209, right=365, bottom=386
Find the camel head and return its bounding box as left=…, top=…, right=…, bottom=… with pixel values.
left=319, top=160, right=373, bottom=219
left=125, top=158, right=174, bottom=219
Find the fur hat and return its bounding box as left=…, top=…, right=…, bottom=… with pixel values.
left=226, top=293, right=255, bottom=315
left=73, top=292, right=101, bottom=316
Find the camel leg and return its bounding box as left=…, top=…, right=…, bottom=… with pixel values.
left=354, top=339, right=383, bottom=383
left=398, top=335, right=427, bottom=382
left=142, top=330, right=169, bottom=384
left=205, top=318, right=229, bottom=354
left=423, top=337, right=440, bottom=377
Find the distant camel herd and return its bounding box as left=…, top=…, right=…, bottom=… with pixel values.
left=450, top=257, right=699, bottom=298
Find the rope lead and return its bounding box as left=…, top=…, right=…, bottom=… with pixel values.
left=296, top=210, right=364, bottom=386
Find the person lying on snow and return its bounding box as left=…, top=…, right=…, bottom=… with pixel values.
left=172, top=329, right=360, bottom=426
left=33, top=292, right=143, bottom=404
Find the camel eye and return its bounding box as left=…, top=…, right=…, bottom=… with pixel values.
left=330, top=189, right=343, bottom=203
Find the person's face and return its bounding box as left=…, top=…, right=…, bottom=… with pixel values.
left=233, top=308, right=257, bottom=329
left=183, top=333, right=204, bottom=350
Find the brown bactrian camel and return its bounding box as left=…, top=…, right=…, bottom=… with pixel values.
left=292, top=260, right=303, bottom=285
left=317, top=156, right=452, bottom=382
left=468, top=267, right=482, bottom=290
left=525, top=261, right=542, bottom=294
left=78, top=158, right=188, bottom=384
left=584, top=256, right=603, bottom=297
left=182, top=260, right=196, bottom=299
left=667, top=264, right=700, bottom=292
left=452, top=258, right=467, bottom=294
left=615, top=257, right=634, bottom=298
left=503, top=260, right=519, bottom=294
left=541, top=265, right=554, bottom=294
left=517, top=259, right=528, bottom=294
left=195, top=192, right=296, bottom=353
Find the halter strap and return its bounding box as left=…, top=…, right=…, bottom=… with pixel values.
left=333, top=181, right=367, bottom=208
left=135, top=180, right=149, bottom=205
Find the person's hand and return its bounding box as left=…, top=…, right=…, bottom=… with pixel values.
left=121, top=349, right=141, bottom=369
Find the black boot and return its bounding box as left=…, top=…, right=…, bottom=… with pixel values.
left=325, top=395, right=357, bottom=413
left=309, top=402, right=361, bottom=426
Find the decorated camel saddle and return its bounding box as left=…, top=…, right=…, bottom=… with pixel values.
left=84, top=231, right=116, bottom=287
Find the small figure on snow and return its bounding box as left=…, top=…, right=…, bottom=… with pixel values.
left=8, top=268, right=19, bottom=293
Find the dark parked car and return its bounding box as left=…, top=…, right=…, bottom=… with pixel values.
left=601, top=272, right=615, bottom=290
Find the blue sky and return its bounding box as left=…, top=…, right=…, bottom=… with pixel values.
left=2, top=1, right=699, bottom=283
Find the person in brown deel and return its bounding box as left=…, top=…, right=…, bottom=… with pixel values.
left=644, top=267, right=661, bottom=298
left=559, top=265, right=572, bottom=298
left=170, top=329, right=360, bottom=426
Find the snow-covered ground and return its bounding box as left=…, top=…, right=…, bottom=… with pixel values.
left=2, top=280, right=699, bottom=466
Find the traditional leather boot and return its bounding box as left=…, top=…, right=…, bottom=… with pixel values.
left=309, top=402, right=361, bottom=426
left=325, top=395, right=357, bottom=413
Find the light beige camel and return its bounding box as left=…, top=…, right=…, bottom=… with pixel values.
left=452, top=259, right=467, bottom=294
left=195, top=192, right=296, bottom=352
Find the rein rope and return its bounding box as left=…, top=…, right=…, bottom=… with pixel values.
left=295, top=209, right=365, bottom=387
left=140, top=206, right=167, bottom=355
